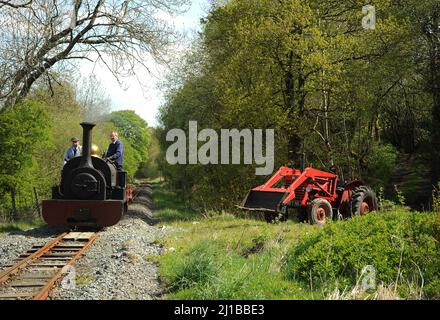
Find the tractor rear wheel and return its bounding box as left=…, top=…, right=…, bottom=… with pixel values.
left=308, top=198, right=333, bottom=225
left=350, top=185, right=378, bottom=216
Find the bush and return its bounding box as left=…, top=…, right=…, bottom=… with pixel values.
left=161, top=238, right=306, bottom=299
left=364, top=143, right=397, bottom=191
left=0, top=100, right=52, bottom=220
left=283, top=211, right=440, bottom=298
left=433, top=183, right=440, bottom=213
left=162, top=242, right=219, bottom=291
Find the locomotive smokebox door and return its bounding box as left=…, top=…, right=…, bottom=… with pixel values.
left=71, top=173, right=99, bottom=194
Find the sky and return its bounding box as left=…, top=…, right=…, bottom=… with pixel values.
left=78, top=0, right=211, bottom=127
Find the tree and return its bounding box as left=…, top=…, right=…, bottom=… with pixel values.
left=75, top=74, right=112, bottom=122
left=0, top=100, right=50, bottom=220
left=110, top=110, right=151, bottom=179
left=140, top=127, right=162, bottom=179
left=0, top=0, right=32, bottom=9
left=0, top=0, right=190, bottom=109
left=412, top=1, right=440, bottom=178
left=158, top=0, right=431, bottom=210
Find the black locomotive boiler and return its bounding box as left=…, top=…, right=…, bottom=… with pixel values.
left=42, top=122, right=129, bottom=228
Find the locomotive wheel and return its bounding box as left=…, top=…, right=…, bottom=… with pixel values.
left=308, top=198, right=333, bottom=225
left=350, top=185, right=378, bottom=216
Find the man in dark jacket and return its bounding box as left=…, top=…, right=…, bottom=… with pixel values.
left=106, top=131, right=124, bottom=169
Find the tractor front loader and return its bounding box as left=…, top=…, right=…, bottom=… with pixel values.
left=238, top=165, right=378, bottom=224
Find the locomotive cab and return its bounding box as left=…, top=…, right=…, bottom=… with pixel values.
left=43, top=122, right=128, bottom=229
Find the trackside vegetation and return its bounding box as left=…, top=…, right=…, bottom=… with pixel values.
left=157, top=0, right=440, bottom=214
left=0, top=81, right=151, bottom=223
left=153, top=183, right=440, bottom=300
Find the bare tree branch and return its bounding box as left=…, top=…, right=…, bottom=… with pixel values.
left=0, top=0, right=32, bottom=9
left=0, top=0, right=190, bottom=109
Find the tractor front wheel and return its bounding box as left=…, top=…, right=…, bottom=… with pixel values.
left=308, top=198, right=333, bottom=225
left=350, top=185, right=378, bottom=216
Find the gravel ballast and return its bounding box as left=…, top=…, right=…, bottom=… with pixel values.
left=1, top=184, right=173, bottom=300
left=0, top=226, right=60, bottom=268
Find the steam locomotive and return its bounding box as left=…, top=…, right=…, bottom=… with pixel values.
left=42, top=122, right=129, bottom=229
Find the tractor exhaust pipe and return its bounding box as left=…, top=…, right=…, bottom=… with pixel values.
left=299, top=152, right=305, bottom=172
left=79, top=122, right=96, bottom=168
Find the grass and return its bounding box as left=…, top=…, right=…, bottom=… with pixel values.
left=153, top=182, right=440, bottom=300
left=284, top=210, right=440, bottom=299
left=75, top=273, right=96, bottom=286
left=153, top=182, right=321, bottom=299
left=159, top=218, right=319, bottom=299
left=0, top=219, right=44, bottom=234
left=151, top=181, right=200, bottom=223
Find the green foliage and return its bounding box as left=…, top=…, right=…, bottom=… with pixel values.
left=0, top=101, right=50, bottom=189
left=160, top=234, right=316, bottom=300
left=156, top=183, right=440, bottom=299
left=110, top=110, right=150, bottom=157
left=377, top=187, right=397, bottom=212
left=394, top=155, right=433, bottom=207
left=432, top=181, right=440, bottom=249
left=110, top=110, right=151, bottom=180
left=283, top=211, right=440, bottom=298
left=0, top=219, right=45, bottom=234
left=364, top=144, right=397, bottom=191
left=163, top=242, right=218, bottom=291
left=75, top=274, right=96, bottom=286
left=0, top=100, right=52, bottom=220
left=138, top=128, right=161, bottom=179
left=0, top=80, right=151, bottom=221
left=152, top=182, right=199, bottom=222
left=433, top=183, right=440, bottom=213
left=156, top=183, right=319, bottom=299
left=394, top=185, right=407, bottom=207
left=157, top=0, right=435, bottom=212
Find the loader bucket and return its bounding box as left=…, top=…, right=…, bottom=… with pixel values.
left=238, top=190, right=288, bottom=212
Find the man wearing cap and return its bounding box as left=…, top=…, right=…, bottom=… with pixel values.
left=63, top=137, right=82, bottom=164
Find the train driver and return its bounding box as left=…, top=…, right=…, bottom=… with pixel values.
left=63, top=137, right=82, bottom=164
left=106, top=131, right=124, bottom=170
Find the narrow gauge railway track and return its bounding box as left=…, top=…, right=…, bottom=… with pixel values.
left=0, top=232, right=98, bottom=300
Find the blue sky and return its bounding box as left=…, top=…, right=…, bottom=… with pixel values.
left=79, top=0, right=211, bottom=127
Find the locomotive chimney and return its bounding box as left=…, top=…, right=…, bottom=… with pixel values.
left=79, top=122, right=96, bottom=168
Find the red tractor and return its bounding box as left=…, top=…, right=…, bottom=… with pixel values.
left=238, top=162, right=378, bottom=224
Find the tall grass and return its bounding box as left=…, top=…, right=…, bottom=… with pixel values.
left=154, top=183, right=440, bottom=300
left=283, top=211, right=440, bottom=299
left=0, top=219, right=44, bottom=234
left=151, top=181, right=199, bottom=223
